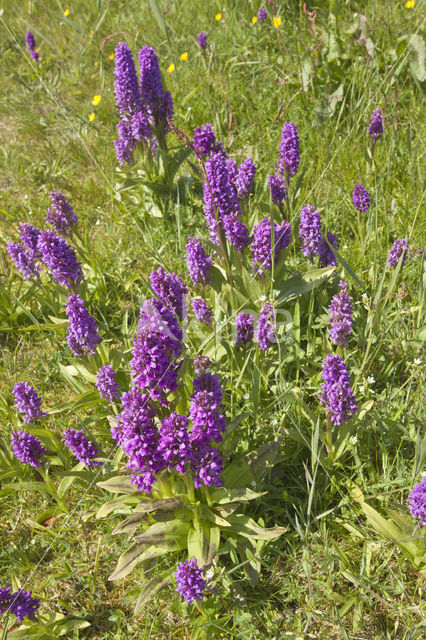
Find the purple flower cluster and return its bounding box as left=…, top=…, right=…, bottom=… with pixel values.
left=299, top=204, right=322, bottom=257
left=328, top=281, right=353, bottom=346
left=113, top=42, right=172, bottom=164
left=37, top=229, right=83, bottom=289
left=408, top=476, right=426, bottom=526
left=257, top=7, right=267, bottom=21
left=65, top=294, right=101, bottom=357
left=320, top=354, right=357, bottom=426
left=158, top=412, right=191, bottom=473
left=369, top=108, right=383, bottom=142
left=278, top=122, right=300, bottom=178
left=255, top=302, right=276, bottom=351
left=192, top=298, right=213, bottom=325
left=186, top=236, right=212, bottom=285
left=235, top=312, right=254, bottom=347
left=191, top=445, right=223, bottom=489
left=251, top=216, right=291, bottom=273
left=318, top=231, right=339, bottom=267
left=352, top=184, right=371, bottom=213
left=268, top=172, right=287, bottom=207
left=11, top=431, right=46, bottom=467
left=175, top=559, right=206, bottom=604
left=131, top=299, right=183, bottom=405
left=7, top=223, right=42, bottom=280
left=202, top=151, right=250, bottom=250
left=0, top=587, right=40, bottom=622
left=234, top=157, right=256, bottom=198
left=64, top=428, right=100, bottom=467
left=388, top=238, right=409, bottom=267
left=189, top=372, right=226, bottom=446
left=112, top=387, right=160, bottom=492
left=150, top=267, right=188, bottom=321
left=25, top=30, right=39, bottom=61
left=193, top=123, right=221, bottom=158
left=197, top=31, right=208, bottom=50
left=96, top=364, right=120, bottom=402
left=45, top=191, right=78, bottom=236
left=13, top=381, right=47, bottom=423
left=139, top=46, right=173, bottom=127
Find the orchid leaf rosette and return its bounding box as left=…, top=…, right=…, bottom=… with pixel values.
left=96, top=286, right=285, bottom=612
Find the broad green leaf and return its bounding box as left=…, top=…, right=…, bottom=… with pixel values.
left=133, top=519, right=191, bottom=544
left=224, top=439, right=281, bottom=489
left=276, top=268, right=334, bottom=304
left=57, top=462, right=84, bottom=498
left=134, top=572, right=172, bottom=614
left=96, top=494, right=140, bottom=519
left=134, top=497, right=185, bottom=513
left=148, top=0, right=169, bottom=42
left=210, top=487, right=266, bottom=505
left=226, top=514, right=286, bottom=541
left=97, top=475, right=135, bottom=494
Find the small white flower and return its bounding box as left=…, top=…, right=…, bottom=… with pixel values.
left=250, top=481, right=256, bottom=488
left=349, top=436, right=358, bottom=445
left=24, top=194, right=29, bottom=200
left=95, top=219, right=100, bottom=226
left=343, top=244, right=348, bottom=249
left=358, top=385, right=365, bottom=393
left=366, top=376, right=375, bottom=385
left=205, top=568, right=214, bottom=579
left=362, top=293, right=369, bottom=302
left=413, top=358, right=421, bottom=366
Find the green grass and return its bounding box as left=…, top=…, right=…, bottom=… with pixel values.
left=0, top=0, right=425, bottom=638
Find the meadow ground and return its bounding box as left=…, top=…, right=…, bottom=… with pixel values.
left=0, top=1, right=425, bottom=638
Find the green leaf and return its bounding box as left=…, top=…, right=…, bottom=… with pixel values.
left=275, top=268, right=334, bottom=304
left=360, top=502, right=418, bottom=557
left=134, top=572, right=172, bottom=614
left=226, top=514, right=286, bottom=541
left=148, top=0, right=169, bottom=42
left=135, top=497, right=185, bottom=513
left=210, top=487, right=266, bottom=505
left=133, top=519, right=191, bottom=544
left=57, top=462, right=84, bottom=498
left=96, top=494, right=140, bottom=519
left=224, top=439, right=282, bottom=489
left=97, top=475, right=135, bottom=494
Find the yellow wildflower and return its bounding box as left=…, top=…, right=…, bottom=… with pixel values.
left=405, top=0, right=415, bottom=7
left=215, top=13, right=222, bottom=21
left=92, top=95, right=101, bottom=106
left=89, top=112, right=95, bottom=122
left=89, top=29, right=94, bottom=37
left=64, top=9, right=70, bottom=17
left=108, top=53, right=115, bottom=61
left=252, top=16, right=258, bottom=24
left=273, top=16, right=282, bottom=28
left=167, top=63, right=175, bottom=73
left=180, top=52, right=188, bottom=62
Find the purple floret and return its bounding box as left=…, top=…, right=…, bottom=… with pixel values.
left=192, top=298, right=213, bottom=325
left=257, top=8, right=267, bottom=21
left=352, top=184, right=370, bottom=213
left=114, top=42, right=141, bottom=116
left=255, top=302, right=276, bottom=351
left=234, top=158, right=256, bottom=198
left=158, top=412, right=191, bottom=473
left=7, top=242, right=39, bottom=279
left=197, top=31, right=208, bottom=50
left=19, top=223, right=42, bottom=256
left=235, top=312, right=254, bottom=347
left=328, top=281, right=353, bottom=347
left=131, top=298, right=183, bottom=405
left=138, top=45, right=173, bottom=127
left=299, top=204, right=322, bottom=257
left=191, top=444, right=223, bottom=488
left=368, top=108, right=383, bottom=142
left=203, top=150, right=242, bottom=245
left=150, top=267, right=188, bottom=321
left=175, top=559, right=206, bottom=604
left=193, top=123, right=221, bottom=158
left=251, top=216, right=291, bottom=272
left=408, top=476, right=426, bottom=526
left=11, top=431, right=46, bottom=467
left=278, top=122, right=300, bottom=178
left=114, top=120, right=137, bottom=165
left=37, top=229, right=83, bottom=289
left=186, top=236, right=212, bottom=286
left=45, top=190, right=78, bottom=236
left=13, top=381, right=47, bottom=423
left=65, top=294, right=101, bottom=357
left=64, top=428, right=100, bottom=468
left=319, top=354, right=357, bottom=426
left=189, top=372, right=226, bottom=446
left=388, top=238, right=409, bottom=267
left=222, top=213, right=251, bottom=251
left=268, top=172, right=287, bottom=207
left=25, top=31, right=39, bottom=61
left=194, top=355, right=212, bottom=375
left=112, top=386, right=162, bottom=493
left=96, top=364, right=120, bottom=402
left=1, top=588, right=40, bottom=623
